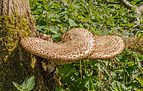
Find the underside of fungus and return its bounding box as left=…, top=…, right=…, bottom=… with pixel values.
left=20, top=28, right=125, bottom=65
left=21, top=28, right=96, bottom=65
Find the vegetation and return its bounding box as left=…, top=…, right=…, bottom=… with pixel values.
left=13, top=76, right=35, bottom=91
left=27, top=0, right=143, bottom=90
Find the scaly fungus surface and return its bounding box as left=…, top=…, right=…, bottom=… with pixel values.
left=21, top=28, right=96, bottom=65
left=21, top=28, right=125, bottom=65
left=89, top=35, right=125, bottom=59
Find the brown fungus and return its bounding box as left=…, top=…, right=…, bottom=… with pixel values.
left=21, top=28, right=125, bottom=65
left=20, top=28, right=96, bottom=65
left=89, top=35, right=125, bottom=59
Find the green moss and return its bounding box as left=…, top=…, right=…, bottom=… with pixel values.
left=0, top=14, right=32, bottom=62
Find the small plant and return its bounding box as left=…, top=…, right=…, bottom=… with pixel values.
left=13, top=76, right=35, bottom=91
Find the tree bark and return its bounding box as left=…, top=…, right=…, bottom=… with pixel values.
left=0, top=0, right=51, bottom=91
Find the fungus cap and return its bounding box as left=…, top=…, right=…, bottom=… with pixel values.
left=89, top=35, right=125, bottom=59
left=20, top=28, right=96, bottom=65
left=21, top=28, right=125, bottom=65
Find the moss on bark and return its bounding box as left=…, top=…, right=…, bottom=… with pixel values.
left=0, top=15, right=31, bottom=61
left=0, top=0, right=57, bottom=90
left=0, top=13, right=35, bottom=90
left=0, top=12, right=55, bottom=91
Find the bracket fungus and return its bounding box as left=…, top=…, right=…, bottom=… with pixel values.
left=89, top=35, right=125, bottom=59
left=20, top=28, right=96, bottom=65
left=20, top=28, right=125, bottom=65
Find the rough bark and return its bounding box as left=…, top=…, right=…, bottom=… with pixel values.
left=0, top=0, right=54, bottom=91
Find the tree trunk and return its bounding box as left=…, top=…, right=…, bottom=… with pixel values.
left=0, top=0, right=142, bottom=91
left=0, top=0, right=53, bottom=91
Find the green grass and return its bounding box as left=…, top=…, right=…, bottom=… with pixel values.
left=30, top=0, right=143, bottom=90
